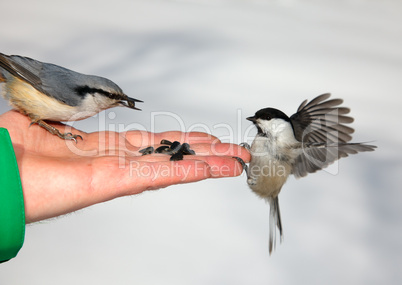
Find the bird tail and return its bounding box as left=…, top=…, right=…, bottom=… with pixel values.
left=268, top=196, right=283, bottom=255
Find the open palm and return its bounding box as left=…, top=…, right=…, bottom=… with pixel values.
left=0, top=111, right=249, bottom=223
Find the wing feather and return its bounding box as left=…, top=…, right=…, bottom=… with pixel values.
left=0, top=53, right=43, bottom=89
left=290, top=93, right=376, bottom=177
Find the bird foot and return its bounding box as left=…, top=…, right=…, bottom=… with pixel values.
left=30, top=118, right=83, bottom=143
left=239, top=142, right=251, bottom=150
left=59, top=132, right=83, bottom=143
left=233, top=156, right=248, bottom=174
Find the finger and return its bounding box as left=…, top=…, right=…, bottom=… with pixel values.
left=155, top=131, right=220, bottom=144
left=134, top=154, right=173, bottom=162
left=182, top=156, right=245, bottom=178
left=124, top=130, right=220, bottom=147
left=189, top=143, right=251, bottom=161
left=122, top=159, right=212, bottom=191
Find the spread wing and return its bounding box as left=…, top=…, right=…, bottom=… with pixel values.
left=290, top=93, right=375, bottom=177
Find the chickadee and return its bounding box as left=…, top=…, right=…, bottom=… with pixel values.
left=0, top=53, right=142, bottom=141
left=237, top=93, right=376, bottom=254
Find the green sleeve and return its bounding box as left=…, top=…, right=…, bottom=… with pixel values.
left=0, top=128, right=25, bottom=263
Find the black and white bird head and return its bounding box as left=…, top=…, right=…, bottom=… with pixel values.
left=246, top=108, right=296, bottom=142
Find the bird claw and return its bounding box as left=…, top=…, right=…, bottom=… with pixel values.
left=61, top=133, right=83, bottom=143
left=233, top=156, right=247, bottom=170
left=239, top=142, right=251, bottom=150
left=233, top=156, right=250, bottom=177
left=29, top=118, right=83, bottom=143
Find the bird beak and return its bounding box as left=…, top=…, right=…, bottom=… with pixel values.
left=247, top=116, right=257, bottom=123
left=124, top=94, right=144, bottom=103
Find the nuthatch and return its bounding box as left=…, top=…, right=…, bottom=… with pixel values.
left=0, top=52, right=142, bottom=141
left=237, top=93, right=376, bottom=254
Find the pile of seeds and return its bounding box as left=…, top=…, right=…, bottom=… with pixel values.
left=139, top=139, right=196, bottom=161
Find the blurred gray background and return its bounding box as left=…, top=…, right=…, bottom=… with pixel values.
left=1, top=0, right=401, bottom=284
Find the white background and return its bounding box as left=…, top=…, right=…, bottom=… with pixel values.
left=1, top=0, right=401, bottom=284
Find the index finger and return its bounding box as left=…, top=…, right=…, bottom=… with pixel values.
left=124, top=130, right=220, bottom=147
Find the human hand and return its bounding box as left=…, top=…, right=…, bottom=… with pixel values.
left=0, top=111, right=250, bottom=223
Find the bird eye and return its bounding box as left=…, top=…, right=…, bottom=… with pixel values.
left=265, top=115, right=271, bottom=120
